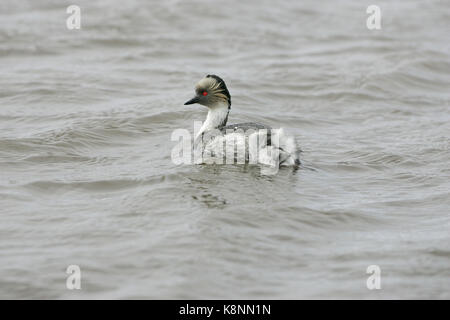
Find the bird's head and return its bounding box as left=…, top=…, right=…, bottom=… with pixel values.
left=184, top=75, right=231, bottom=108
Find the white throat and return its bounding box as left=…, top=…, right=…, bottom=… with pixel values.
left=196, top=101, right=229, bottom=139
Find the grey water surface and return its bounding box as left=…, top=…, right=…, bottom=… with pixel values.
left=0, top=0, right=449, bottom=299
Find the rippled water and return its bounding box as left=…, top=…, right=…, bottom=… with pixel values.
left=0, top=0, right=449, bottom=299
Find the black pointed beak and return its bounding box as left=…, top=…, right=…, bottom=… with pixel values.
left=184, top=96, right=200, bottom=105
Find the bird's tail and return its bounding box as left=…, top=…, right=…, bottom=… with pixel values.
left=271, top=128, right=301, bottom=167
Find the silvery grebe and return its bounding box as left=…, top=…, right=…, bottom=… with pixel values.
left=184, top=75, right=300, bottom=167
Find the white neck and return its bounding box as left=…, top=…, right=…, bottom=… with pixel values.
left=196, top=101, right=229, bottom=139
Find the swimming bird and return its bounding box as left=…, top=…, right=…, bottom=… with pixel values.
left=184, top=75, right=300, bottom=167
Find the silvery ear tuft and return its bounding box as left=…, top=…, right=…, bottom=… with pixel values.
left=205, top=74, right=231, bottom=104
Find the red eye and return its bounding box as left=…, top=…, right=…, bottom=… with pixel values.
left=202, top=91, right=208, bottom=96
